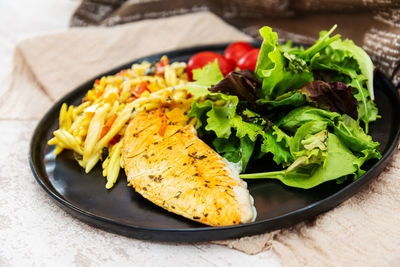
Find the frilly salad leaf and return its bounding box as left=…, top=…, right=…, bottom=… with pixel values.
left=192, top=59, right=224, bottom=87
left=289, top=120, right=328, bottom=154
left=286, top=129, right=329, bottom=174
left=254, top=25, right=341, bottom=101
left=255, top=26, right=313, bottom=100
left=184, top=59, right=224, bottom=98
left=234, top=109, right=293, bottom=166
left=260, top=126, right=293, bottom=166
left=189, top=93, right=238, bottom=138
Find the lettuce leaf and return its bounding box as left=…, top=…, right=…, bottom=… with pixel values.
left=329, top=39, right=374, bottom=100
left=261, top=126, right=293, bottom=165
left=286, top=129, right=328, bottom=174
left=256, top=91, right=306, bottom=110
left=213, top=136, right=255, bottom=171
left=240, top=133, right=359, bottom=189
left=255, top=26, right=313, bottom=100
left=289, top=120, right=328, bottom=154
left=185, top=60, right=224, bottom=98
left=333, top=114, right=380, bottom=154
left=192, top=59, right=224, bottom=87
left=296, top=25, right=341, bottom=61
left=209, top=70, right=259, bottom=102
left=189, top=93, right=238, bottom=137
left=299, top=81, right=358, bottom=119
left=277, top=106, right=340, bottom=131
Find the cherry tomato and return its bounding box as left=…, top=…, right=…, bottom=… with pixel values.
left=186, top=51, right=234, bottom=81
left=224, top=41, right=254, bottom=66
left=236, top=49, right=260, bottom=72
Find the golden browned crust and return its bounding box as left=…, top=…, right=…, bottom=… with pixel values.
left=123, top=109, right=253, bottom=226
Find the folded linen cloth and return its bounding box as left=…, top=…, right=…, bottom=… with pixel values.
left=4, top=11, right=399, bottom=266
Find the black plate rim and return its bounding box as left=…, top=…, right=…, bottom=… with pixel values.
left=29, top=43, right=400, bottom=240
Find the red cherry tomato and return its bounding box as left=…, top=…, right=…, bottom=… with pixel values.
left=236, top=49, right=260, bottom=72
left=186, top=51, right=234, bottom=81
left=224, top=41, right=254, bottom=66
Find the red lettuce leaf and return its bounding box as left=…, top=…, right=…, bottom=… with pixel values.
left=209, top=70, right=260, bottom=102
left=300, top=81, right=358, bottom=119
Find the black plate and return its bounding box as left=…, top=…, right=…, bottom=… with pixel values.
left=30, top=44, right=400, bottom=242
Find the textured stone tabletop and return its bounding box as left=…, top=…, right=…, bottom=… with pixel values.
left=0, top=1, right=280, bottom=266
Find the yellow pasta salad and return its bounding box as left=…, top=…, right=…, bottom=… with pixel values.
left=48, top=56, right=193, bottom=189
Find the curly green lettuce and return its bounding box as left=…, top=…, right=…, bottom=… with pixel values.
left=186, top=25, right=381, bottom=189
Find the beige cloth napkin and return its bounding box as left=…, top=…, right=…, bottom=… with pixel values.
left=4, top=11, right=399, bottom=265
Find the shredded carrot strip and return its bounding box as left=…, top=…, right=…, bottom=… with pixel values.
left=100, top=114, right=118, bottom=139
left=126, top=96, right=137, bottom=103
left=96, top=90, right=104, bottom=98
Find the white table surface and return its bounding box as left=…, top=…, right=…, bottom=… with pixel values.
left=0, top=1, right=281, bottom=266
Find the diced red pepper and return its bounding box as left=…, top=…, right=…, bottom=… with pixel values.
left=132, top=81, right=149, bottom=97
left=159, top=57, right=169, bottom=67
left=155, top=57, right=169, bottom=75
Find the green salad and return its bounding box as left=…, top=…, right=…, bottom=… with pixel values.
left=185, top=25, right=381, bottom=189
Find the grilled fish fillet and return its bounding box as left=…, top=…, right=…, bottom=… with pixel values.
left=123, top=109, right=256, bottom=226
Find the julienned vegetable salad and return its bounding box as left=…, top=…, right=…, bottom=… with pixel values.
left=186, top=25, right=381, bottom=189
